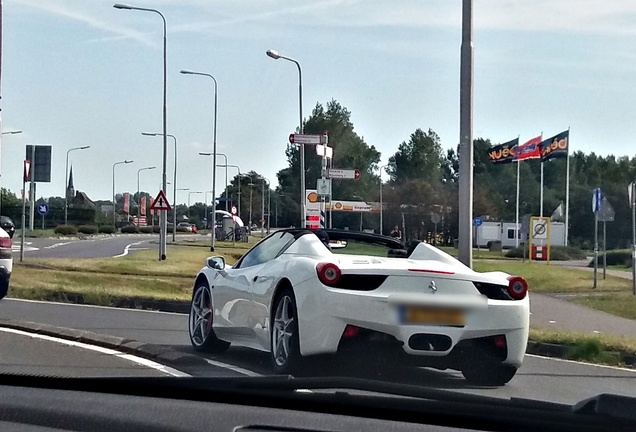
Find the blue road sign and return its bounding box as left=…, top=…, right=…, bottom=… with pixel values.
left=592, top=188, right=602, bottom=213
left=473, top=217, right=483, bottom=227
left=37, top=202, right=49, bottom=216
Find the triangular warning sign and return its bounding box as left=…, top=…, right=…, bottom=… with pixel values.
left=150, top=190, right=172, bottom=211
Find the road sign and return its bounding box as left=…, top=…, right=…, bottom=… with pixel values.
left=316, top=178, right=331, bottom=196
left=23, top=160, right=31, bottom=182
left=532, top=218, right=548, bottom=239
left=598, top=197, right=615, bottom=222
left=431, top=213, right=442, bottom=224
left=231, top=206, right=237, bottom=215
left=37, top=202, right=49, bottom=216
left=288, top=134, right=327, bottom=145
left=473, top=217, right=483, bottom=227
left=592, top=188, right=602, bottom=213
left=328, top=168, right=360, bottom=181
left=150, top=190, right=172, bottom=211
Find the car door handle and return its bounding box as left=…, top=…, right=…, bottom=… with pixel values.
left=253, top=276, right=258, bottom=282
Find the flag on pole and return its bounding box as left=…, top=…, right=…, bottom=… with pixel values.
left=123, top=192, right=130, bottom=215
left=513, top=135, right=542, bottom=161
left=540, top=130, right=569, bottom=161
left=487, top=138, right=519, bottom=164
left=140, top=195, right=147, bottom=216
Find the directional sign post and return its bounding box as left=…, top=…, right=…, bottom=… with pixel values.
left=37, top=202, right=49, bottom=230
left=598, top=197, right=615, bottom=280
left=592, top=188, right=602, bottom=288
left=328, top=168, right=360, bottom=181
left=473, top=218, right=483, bottom=251
left=288, top=134, right=328, bottom=145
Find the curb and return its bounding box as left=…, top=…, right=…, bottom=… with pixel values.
left=9, top=295, right=190, bottom=314
left=525, top=340, right=636, bottom=367
left=0, top=318, right=207, bottom=369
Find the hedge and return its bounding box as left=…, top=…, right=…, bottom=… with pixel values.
left=78, top=225, right=98, bottom=235
left=121, top=225, right=140, bottom=234
left=98, top=225, right=117, bottom=234
left=54, top=225, right=78, bottom=236
left=139, top=226, right=154, bottom=234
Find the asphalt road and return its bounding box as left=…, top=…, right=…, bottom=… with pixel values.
left=0, top=327, right=175, bottom=377
left=12, top=234, right=159, bottom=259
left=1, top=298, right=635, bottom=405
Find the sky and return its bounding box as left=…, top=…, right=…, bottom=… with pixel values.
left=2, top=0, right=636, bottom=204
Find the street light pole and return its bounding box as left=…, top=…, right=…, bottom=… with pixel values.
left=137, top=166, right=156, bottom=224
left=257, top=175, right=270, bottom=238
left=112, top=160, right=133, bottom=228
left=142, top=132, right=178, bottom=241
left=181, top=69, right=218, bottom=251
left=458, top=0, right=474, bottom=268
left=65, top=146, right=90, bottom=225
left=266, top=49, right=305, bottom=228
left=115, top=3, right=168, bottom=261
left=218, top=164, right=241, bottom=219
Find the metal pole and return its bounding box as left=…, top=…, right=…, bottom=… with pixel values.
left=540, top=161, right=544, bottom=217
left=65, top=150, right=69, bottom=225
left=261, top=178, right=265, bottom=238
left=267, top=187, right=271, bottom=234
left=159, top=12, right=167, bottom=261
left=171, top=135, right=177, bottom=242
left=297, top=63, right=305, bottom=229
left=632, top=182, right=636, bottom=295
left=29, top=150, right=35, bottom=230
left=249, top=184, right=253, bottom=229
left=603, top=220, right=606, bottom=280
left=458, top=0, right=473, bottom=268
left=593, top=210, right=598, bottom=288
left=112, top=163, right=117, bottom=228
left=564, top=127, right=570, bottom=246
left=515, top=136, right=520, bottom=248
left=20, top=162, right=25, bottom=262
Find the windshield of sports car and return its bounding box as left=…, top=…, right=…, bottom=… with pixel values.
left=2, top=0, right=636, bottom=420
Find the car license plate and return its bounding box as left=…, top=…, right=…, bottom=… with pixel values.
left=400, top=306, right=465, bottom=326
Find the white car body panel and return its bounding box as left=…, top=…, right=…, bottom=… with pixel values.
left=194, top=230, right=530, bottom=369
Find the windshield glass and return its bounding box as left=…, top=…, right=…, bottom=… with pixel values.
left=2, top=0, right=636, bottom=416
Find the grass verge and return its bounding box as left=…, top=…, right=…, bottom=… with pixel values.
left=473, top=261, right=632, bottom=294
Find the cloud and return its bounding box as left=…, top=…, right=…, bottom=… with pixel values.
left=14, top=0, right=157, bottom=46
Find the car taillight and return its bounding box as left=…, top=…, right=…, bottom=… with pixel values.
left=506, top=276, right=528, bottom=300
left=342, top=325, right=359, bottom=338
left=316, top=262, right=341, bottom=286
left=0, top=237, right=11, bottom=249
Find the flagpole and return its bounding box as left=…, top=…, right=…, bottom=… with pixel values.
left=515, top=134, right=520, bottom=248
left=539, top=132, right=544, bottom=217
left=564, top=126, right=570, bottom=246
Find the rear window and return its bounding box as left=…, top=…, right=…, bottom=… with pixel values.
left=330, top=239, right=398, bottom=258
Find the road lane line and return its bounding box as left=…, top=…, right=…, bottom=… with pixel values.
left=3, top=298, right=187, bottom=316
left=205, top=358, right=262, bottom=377
left=0, top=327, right=189, bottom=377
left=526, top=353, right=636, bottom=373
left=113, top=241, right=146, bottom=258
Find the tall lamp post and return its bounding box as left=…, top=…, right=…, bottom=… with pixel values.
left=142, top=132, right=178, bottom=241
left=187, top=191, right=202, bottom=218
left=65, top=145, right=90, bottom=225
left=137, top=166, right=156, bottom=224
left=0, top=129, right=22, bottom=216
left=181, top=69, right=218, bottom=251
left=266, top=49, right=305, bottom=228
left=112, top=159, right=133, bottom=228
left=115, top=3, right=168, bottom=261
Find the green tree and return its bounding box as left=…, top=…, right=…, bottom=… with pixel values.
left=387, top=128, right=443, bottom=185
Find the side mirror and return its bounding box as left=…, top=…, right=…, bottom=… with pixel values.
left=206, top=256, right=226, bottom=270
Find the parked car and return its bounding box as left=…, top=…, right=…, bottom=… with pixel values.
left=177, top=222, right=193, bottom=232
left=0, top=226, right=13, bottom=300
left=1, top=216, right=15, bottom=239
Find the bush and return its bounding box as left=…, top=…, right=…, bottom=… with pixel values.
left=77, top=225, right=98, bottom=235
left=505, top=245, right=528, bottom=259
left=54, top=225, right=78, bottom=236
left=139, top=226, right=154, bottom=234
left=121, top=225, right=140, bottom=234
left=98, top=225, right=116, bottom=234
left=505, top=245, right=587, bottom=261
left=588, top=250, right=632, bottom=268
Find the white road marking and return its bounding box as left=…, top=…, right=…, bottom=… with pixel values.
left=43, top=242, right=77, bottom=249
left=113, top=241, right=145, bottom=258
left=3, top=298, right=187, bottom=316
left=549, top=320, right=556, bottom=323
left=526, top=353, right=636, bottom=373
left=0, top=327, right=189, bottom=377
left=205, top=358, right=262, bottom=377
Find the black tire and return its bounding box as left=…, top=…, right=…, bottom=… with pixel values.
left=461, top=363, right=517, bottom=386
left=188, top=282, right=230, bottom=353
left=270, top=288, right=302, bottom=374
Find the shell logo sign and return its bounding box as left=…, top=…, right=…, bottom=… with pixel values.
left=307, top=192, right=319, bottom=203
left=334, top=202, right=343, bottom=210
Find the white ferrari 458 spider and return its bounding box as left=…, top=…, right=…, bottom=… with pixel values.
left=188, top=229, right=529, bottom=386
